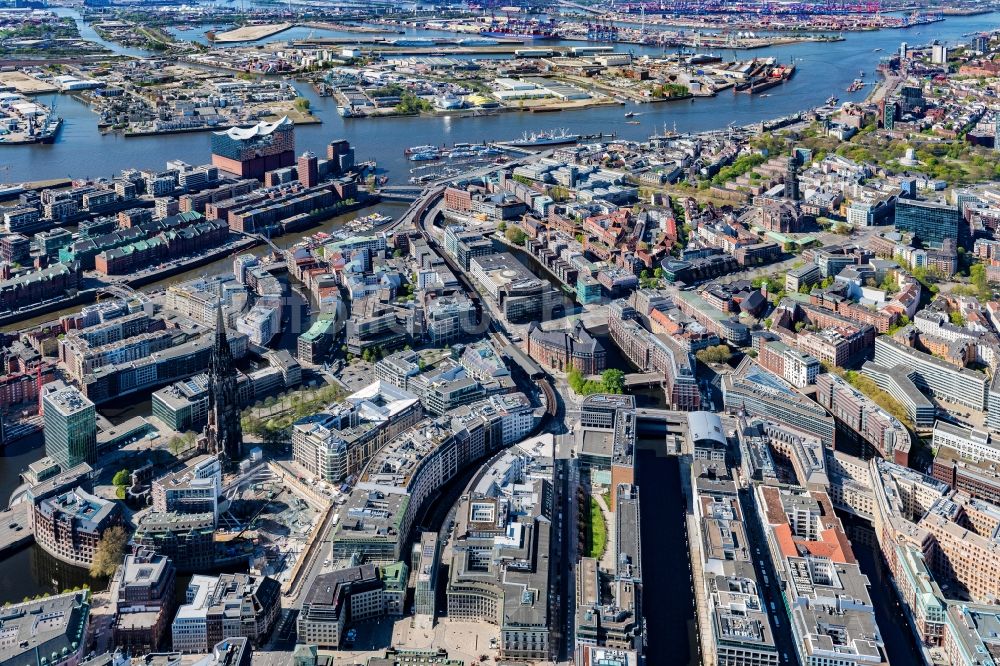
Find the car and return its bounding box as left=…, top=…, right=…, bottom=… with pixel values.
left=770, top=602, right=776, bottom=611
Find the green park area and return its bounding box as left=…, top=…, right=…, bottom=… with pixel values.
left=582, top=495, right=607, bottom=559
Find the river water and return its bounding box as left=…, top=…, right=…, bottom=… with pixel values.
left=5, top=12, right=1000, bottom=185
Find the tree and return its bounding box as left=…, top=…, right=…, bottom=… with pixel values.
left=395, top=92, right=432, bottom=114
left=971, top=263, right=990, bottom=300
left=695, top=345, right=732, bottom=365
left=90, top=525, right=129, bottom=578
left=111, top=469, right=130, bottom=487
left=601, top=369, right=625, bottom=394
left=504, top=226, right=527, bottom=246
left=497, top=221, right=507, bottom=232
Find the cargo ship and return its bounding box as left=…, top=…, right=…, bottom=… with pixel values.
left=34, top=116, right=62, bottom=144
left=506, top=129, right=581, bottom=147
left=480, top=29, right=560, bottom=40
left=479, top=19, right=560, bottom=40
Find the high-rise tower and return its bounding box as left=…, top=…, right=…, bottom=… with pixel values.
left=204, top=304, right=242, bottom=462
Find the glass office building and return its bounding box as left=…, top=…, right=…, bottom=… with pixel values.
left=894, top=198, right=961, bottom=247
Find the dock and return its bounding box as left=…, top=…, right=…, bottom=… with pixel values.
left=0, top=504, right=33, bottom=557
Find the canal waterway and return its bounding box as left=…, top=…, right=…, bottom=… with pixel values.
left=636, top=450, right=698, bottom=666
left=5, top=12, right=1000, bottom=185
left=0, top=433, right=110, bottom=604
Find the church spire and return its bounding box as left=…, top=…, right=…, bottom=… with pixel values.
left=204, top=303, right=242, bottom=462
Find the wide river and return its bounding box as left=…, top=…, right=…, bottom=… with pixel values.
left=5, top=11, right=1000, bottom=185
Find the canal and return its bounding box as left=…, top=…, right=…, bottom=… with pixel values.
left=0, top=433, right=110, bottom=604
left=0, top=199, right=411, bottom=334
left=840, top=513, right=926, bottom=665
left=636, top=450, right=698, bottom=666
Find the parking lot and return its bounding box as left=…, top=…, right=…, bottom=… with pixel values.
left=336, top=360, right=375, bottom=393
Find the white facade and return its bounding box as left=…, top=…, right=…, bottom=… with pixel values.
left=171, top=575, right=214, bottom=653
left=932, top=422, right=1000, bottom=464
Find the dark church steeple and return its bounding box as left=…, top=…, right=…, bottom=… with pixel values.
left=204, top=304, right=242, bottom=462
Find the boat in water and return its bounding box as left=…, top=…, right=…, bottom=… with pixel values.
left=624, top=111, right=636, bottom=118
left=826, top=95, right=839, bottom=105
left=506, top=129, right=581, bottom=147
left=480, top=28, right=559, bottom=40
left=404, top=144, right=438, bottom=155
left=408, top=151, right=439, bottom=161
left=35, top=116, right=62, bottom=144
left=344, top=212, right=393, bottom=234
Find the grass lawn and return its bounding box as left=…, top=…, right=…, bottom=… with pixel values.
left=583, top=496, right=607, bottom=559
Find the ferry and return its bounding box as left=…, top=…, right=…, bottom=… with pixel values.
left=404, top=144, right=438, bottom=155
left=337, top=106, right=355, bottom=117
left=409, top=151, right=439, bottom=161
left=357, top=213, right=393, bottom=227
left=506, top=129, right=581, bottom=147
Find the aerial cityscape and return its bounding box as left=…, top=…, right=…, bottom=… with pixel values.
left=3, top=0, right=1000, bottom=665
